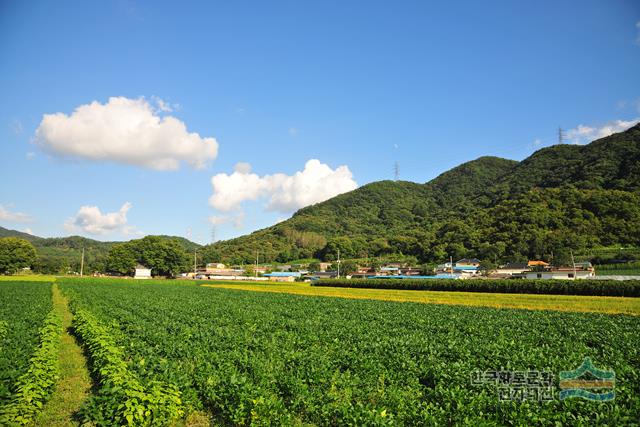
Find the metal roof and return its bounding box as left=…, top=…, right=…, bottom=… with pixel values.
left=263, top=272, right=301, bottom=277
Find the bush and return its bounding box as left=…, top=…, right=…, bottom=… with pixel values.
left=313, top=278, right=640, bottom=297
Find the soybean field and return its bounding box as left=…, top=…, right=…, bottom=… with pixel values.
left=58, top=278, right=640, bottom=426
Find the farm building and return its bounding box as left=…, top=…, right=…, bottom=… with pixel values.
left=495, top=262, right=530, bottom=277
left=263, top=272, right=301, bottom=282
left=456, top=258, right=481, bottom=267
left=525, top=264, right=595, bottom=280
left=134, top=265, right=152, bottom=279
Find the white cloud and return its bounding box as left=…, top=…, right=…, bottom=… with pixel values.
left=565, top=118, right=639, bottom=145
left=35, top=97, right=218, bottom=170
left=209, top=159, right=358, bottom=219
left=23, top=228, right=33, bottom=235
left=0, top=205, right=34, bottom=223
left=64, top=202, right=136, bottom=235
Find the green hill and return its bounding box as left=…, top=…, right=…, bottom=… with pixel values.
left=202, top=123, right=640, bottom=265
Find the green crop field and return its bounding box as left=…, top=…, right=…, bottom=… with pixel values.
left=57, top=278, right=639, bottom=425
left=0, top=277, right=638, bottom=425
left=0, top=281, right=53, bottom=406
left=0, top=280, right=61, bottom=425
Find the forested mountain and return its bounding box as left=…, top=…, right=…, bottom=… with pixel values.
left=202, top=123, right=640, bottom=264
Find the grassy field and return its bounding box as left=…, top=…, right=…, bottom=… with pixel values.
left=0, top=274, right=59, bottom=282
left=203, top=281, right=640, bottom=315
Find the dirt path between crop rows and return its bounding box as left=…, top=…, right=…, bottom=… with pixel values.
left=36, top=284, right=92, bottom=426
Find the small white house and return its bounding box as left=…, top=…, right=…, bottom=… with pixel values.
left=525, top=268, right=595, bottom=280
left=134, top=265, right=152, bottom=279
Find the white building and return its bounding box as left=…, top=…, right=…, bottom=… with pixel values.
left=525, top=268, right=595, bottom=280
left=134, top=265, right=152, bottom=279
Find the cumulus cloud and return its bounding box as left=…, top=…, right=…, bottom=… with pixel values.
left=65, top=202, right=137, bottom=235
left=209, top=159, right=358, bottom=219
left=0, top=204, right=34, bottom=223
left=565, top=118, right=639, bottom=144
left=35, top=97, right=218, bottom=170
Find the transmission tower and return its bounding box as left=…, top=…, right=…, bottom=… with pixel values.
left=394, top=161, right=400, bottom=181
left=558, top=127, right=565, bottom=144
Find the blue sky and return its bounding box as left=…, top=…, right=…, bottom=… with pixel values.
left=1, top=0, right=639, bottom=243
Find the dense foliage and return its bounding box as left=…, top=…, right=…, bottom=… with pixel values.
left=59, top=279, right=639, bottom=425
left=0, top=281, right=52, bottom=407
left=105, top=236, right=191, bottom=277
left=314, top=278, right=640, bottom=297
left=202, top=124, right=640, bottom=264
left=0, top=227, right=200, bottom=275
left=0, top=238, right=37, bottom=274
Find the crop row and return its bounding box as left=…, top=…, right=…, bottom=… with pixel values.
left=69, top=301, right=184, bottom=426
left=0, top=281, right=53, bottom=407
left=60, top=279, right=640, bottom=425
left=313, top=278, right=640, bottom=296
left=0, top=308, right=61, bottom=425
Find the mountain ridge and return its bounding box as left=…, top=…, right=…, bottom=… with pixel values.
left=202, top=123, right=640, bottom=264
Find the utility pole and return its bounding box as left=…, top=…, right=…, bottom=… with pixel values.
left=337, top=249, right=341, bottom=278
left=255, top=250, right=259, bottom=278
left=450, top=255, right=453, bottom=275
left=570, top=249, right=577, bottom=280
left=80, top=247, right=85, bottom=277
left=194, top=248, right=197, bottom=275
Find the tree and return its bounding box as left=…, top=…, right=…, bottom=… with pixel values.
left=333, top=260, right=358, bottom=275
left=308, top=262, right=321, bottom=272
left=243, top=265, right=255, bottom=277
left=106, top=243, right=136, bottom=275
left=0, top=237, right=37, bottom=274
left=479, top=261, right=497, bottom=277
left=106, top=237, right=190, bottom=277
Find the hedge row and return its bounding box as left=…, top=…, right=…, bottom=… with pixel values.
left=71, top=307, right=184, bottom=426
left=313, top=278, right=640, bottom=297
left=0, top=309, right=61, bottom=426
